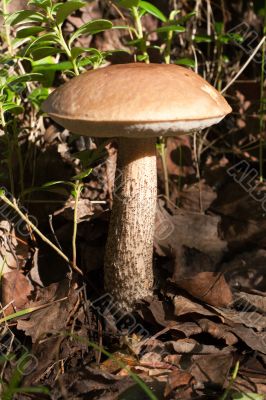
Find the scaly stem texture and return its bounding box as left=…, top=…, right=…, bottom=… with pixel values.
left=104, top=137, right=157, bottom=311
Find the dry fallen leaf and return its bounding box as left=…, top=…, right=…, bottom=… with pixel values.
left=16, top=279, right=77, bottom=343
left=1, top=270, right=33, bottom=314
left=155, top=202, right=227, bottom=264
left=173, top=295, right=218, bottom=318
left=189, top=353, right=233, bottom=387
left=164, top=369, right=194, bottom=398
left=174, top=271, right=233, bottom=307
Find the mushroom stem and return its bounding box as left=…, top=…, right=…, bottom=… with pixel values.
left=104, top=137, right=157, bottom=311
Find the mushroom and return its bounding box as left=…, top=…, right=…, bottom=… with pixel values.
left=42, top=63, right=232, bottom=311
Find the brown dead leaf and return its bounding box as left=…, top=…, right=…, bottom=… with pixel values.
left=180, top=181, right=217, bottom=212
left=174, top=272, right=233, bottom=307
left=210, top=305, right=266, bottom=331
left=198, top=319, right=238, bottom=346
left=155, top=202, right=227, bottom=264
left=173, top=295, right=219, bottom=318
left=234, top=290, right=266, bottom=313
left=163, top=136, right=194, bottom=178
left=138, top=298, right=177, bottom=328
left=50, top=365, right=123, bottom=399
left=169, top=338, right=200, bottom=354
left=16, top=279, right=77, bottom=342
left=1, top=270, right=33, bottom=314
left=100, top=351, right=137, bottom=374
left=164, top=369, right=194, bottom=398
left=229, top=324, right=266, bottom=354
left=223, top=249, right=266, bottom=292
left=189, top=353, right=233, bottom=387
left=168, top=339, right=230, bottom=355
left=163, top=354, right=182, bottom=367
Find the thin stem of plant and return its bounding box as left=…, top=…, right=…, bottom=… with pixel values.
left=221, top=35, right=266, bottom=94
left=219, top=360, right=240, bottom=400
left=2, top=0, right=13, bottom=55
left=72, top=182, right=82, bottom=269
left=259, top=0, right=266, bottom=182
left=131, top=6, right=149, bottom=63
left=193, top=132, right=203, bottom=212
left=160, top=141, right=170, bottom=201
left=0, top=194, right=83, bottom=275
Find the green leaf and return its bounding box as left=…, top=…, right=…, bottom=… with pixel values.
left=215, top=21, right=224, bottom=35
left=126, top=37, right=143, bottom=46
left=139, top=1, right=167, bottom=22
left=13, top=386, right=50, bottom=396
left=71, top=168, right=93, bottom=180
left=71, top=46, right=86, bottom=58
left=77, top=56, right=98, bottom=68
left=217, top=34, right=231, bottom=44
left=12, top=37, right=32, bottom=49
left=73, top=143, right=108, bottom=167
left=194, top=34, right=212, bottom=43
left=16, top=26, right=45, bottom=38
left=24, top=33, right=59, bottom=55
left=32, top=47, right=62, bottom=60
left=2, top=103, right=24, bottom=114
left=21, top=180, right=74, bottom=197
left=5, top=10, right=44, bottom=26
left=176, top=11, right=196, bottom=24
left=31, top=56, right=56, bottom=87
left=69, top=19, right=113, bottom=45
left=155, top=24, right=185, bottom=33
left=136, top=54, right=148, bottom=61
left=28, top=0, right=52, bottom=9
left=42, top=180, right=74, bottom=188
left=32, top=61, right=74, bottom=71
left=70, top=46, right=102, bottom=59
left=8, top=73, right=44, bottom=85
left=56, top=1, right=86, bottom=25
left=175, top=58, right=195, bottom=67
left=28, top=87, right=49, bottom=108
left=116, top=0, right=139, bottom=8
left=232, top=393, right=264, bottom=400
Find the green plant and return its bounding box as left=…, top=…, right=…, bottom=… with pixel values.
left=0, top=0, right=113, bottom=198
left=5, top=0, right=113, bottom=75
left=220, top=360, right=240, bottom=400
left=0, top=354, right=50, bottom=399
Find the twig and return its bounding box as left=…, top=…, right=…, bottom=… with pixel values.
left=72, top=183, right=83, bottom=269
left=0, top=194, right=83, bottom=275
left=221, top=36, right=266, bottom=94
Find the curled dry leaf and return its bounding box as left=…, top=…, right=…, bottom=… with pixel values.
left=189, top=353, right=233, bottom=387
left=234, top=291, right=266, bottom=314
left=155, top=202, right=227, bottom=264
left=168, top=339, right=229, bottom=355
left=210, top=305, right=266, bottom=331
left=173, top=295, right=218, bottom=318
left=164, top=369, right=194, bottom=398
left=229, top=325, right=266, bottom=355
left=16, top=279, right=77, bottom=343
left=198, top=318, right=238, bottom=346
left=1, top=270, right=33, bottom=315
left=174, top=271, right=233, bottom=307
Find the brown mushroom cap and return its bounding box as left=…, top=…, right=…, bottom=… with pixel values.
left=42, top=63, right=232, bottom=137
